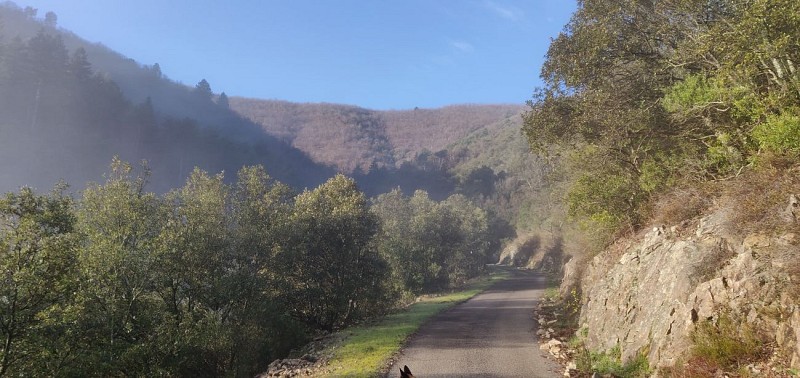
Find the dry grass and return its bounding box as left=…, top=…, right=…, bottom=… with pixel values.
left=651, top=184, right=716, bottom=227
left=721, top=165, right=800, bottom=234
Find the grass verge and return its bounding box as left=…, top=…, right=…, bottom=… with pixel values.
left=319, top=267, right=511, bottom=377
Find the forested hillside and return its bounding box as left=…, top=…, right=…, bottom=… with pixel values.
left=0, top=3, right=333, bottom=193
left=230, top=98, right=523, bottom=174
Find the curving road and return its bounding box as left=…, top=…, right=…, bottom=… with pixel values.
left=386, top=267, right=560, bottom=378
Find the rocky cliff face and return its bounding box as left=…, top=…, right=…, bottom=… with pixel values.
left=566, top=198, right=800, bottom=369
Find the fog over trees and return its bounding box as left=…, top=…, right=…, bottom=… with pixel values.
left=0, top=3, right=333, bottom=194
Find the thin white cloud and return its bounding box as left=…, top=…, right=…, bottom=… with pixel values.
left=450, top=40, right=475, bottom=53
left=484, top=1, right=524, bottom=22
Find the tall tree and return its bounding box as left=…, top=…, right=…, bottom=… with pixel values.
left=217, top=91, right=230, bottom=109
left=44, top=11, right=57, bottom=28
left=0, top=185, right=79, bottom=377
left=76, top=158, right=164, bottom=375
left=194, top=78, right=212, bottom=100
left=68, top=47, right=92, bottom=81
left=282, top=175, right=388, bottom=331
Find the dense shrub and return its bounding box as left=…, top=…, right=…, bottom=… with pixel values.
left=753, top=112, right=800, bottom=156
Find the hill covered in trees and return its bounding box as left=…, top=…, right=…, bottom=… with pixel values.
left=230, top=99, right=532, bottom=203
left=0, top=2, right=334, bottom=194
left=0, top=2, right=537, bottom=213
left=230, top=98, right=524, bottom=174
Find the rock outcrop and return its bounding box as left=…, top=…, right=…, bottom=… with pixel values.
left=498, top=233, right=565, bottom=273
left=575, top=203, right=799, bottom=369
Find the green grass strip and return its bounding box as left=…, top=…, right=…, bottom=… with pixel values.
left=321, top=268, right=511, bottom=377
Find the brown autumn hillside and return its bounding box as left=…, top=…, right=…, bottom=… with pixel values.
left=230, top=98, right=525, bottom=173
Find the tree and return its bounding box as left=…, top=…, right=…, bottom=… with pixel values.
left=150, top=63, right=162, bottom=78
left=522, top=0, right=716, bottom=231
left=459, top=165, right=497, bottom=198
left=373, top=189, right=492, bottom=294
left=372, top=189, right=419, bottom=295
left=0, top=185, right=79, bottom=376
left=69, top=47, right=92, bottom=81
left=217, top=91, right=230, bottom=109
left=44, top=11, right=57, bottom=28
left=22, top=6, right=36, bottom=18
left=282, top=175, right=388, bottom=331
left=441, top=194, right=491, bottom=284
left=76, top=158, right=165, bottom=375
left=155, top=168, right=233, bottom=375
left=227, top=166, right=300, bottom=373
left=194, top=78, right=212, bottom=100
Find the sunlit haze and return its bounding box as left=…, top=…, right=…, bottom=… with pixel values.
left=20, top=0, right=576, bottom=109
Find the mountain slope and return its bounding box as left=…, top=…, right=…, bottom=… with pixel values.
left=0, top=3, right=333, bottom=192
left=230, top=98, right=525, bottom=174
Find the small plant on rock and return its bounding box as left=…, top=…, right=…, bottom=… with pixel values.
left=690, top=311, right=770, bottom=373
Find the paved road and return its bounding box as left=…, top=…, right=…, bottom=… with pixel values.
left=387, top=267, right=561, bottom=378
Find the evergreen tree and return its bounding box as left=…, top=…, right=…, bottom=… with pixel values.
left=69, top=47, right=92, bottom=81
left=44, top=11, right=57, bottom=28
left=194, top=78, right=212, bottom=100
left=217, top=91, right=229, bottom=109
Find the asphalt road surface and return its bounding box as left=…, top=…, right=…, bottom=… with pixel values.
left=387, top=266, right=561, bottom=378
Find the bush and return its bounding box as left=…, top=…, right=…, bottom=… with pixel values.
left=567, top=172, right=640, bottom=232
left=753, top=112, right=800, bottom=155
left=691, top=312, right=769, bottom=369
left=572, top=343, right=651, bottom=377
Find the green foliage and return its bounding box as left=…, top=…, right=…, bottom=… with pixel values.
left=704, top=131, right=749, bottom=175
left=458, top=165, right=497, bottom=198
left=567, top=170, right=640, bottom=232
left=638, top=158, right=671, bottom=194
left=0, top=185, right=79, bottom=376
left=282, top=175, right=390, bottom=331
left=194, top=78, right=213, bottom=100
left=573, top=344, right=651, bottom=378
left=0, top=152, right=510, bottom=375
left=523, top=0, right=800, bottom=238
left=753, top=111, right=800, bottom=155
left=662, top=75, right=725, bottom=115
left=373, top=189, right=493, bottom=296
left=76, top=158, right=165, bottom=375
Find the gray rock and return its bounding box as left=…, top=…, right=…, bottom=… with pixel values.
left=575, top=205, right=800, bottom=369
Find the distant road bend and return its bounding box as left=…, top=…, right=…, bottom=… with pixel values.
left=388, top=266, right=560, bottom=377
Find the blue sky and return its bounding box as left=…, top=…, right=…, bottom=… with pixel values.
left=22, top=1, right=576, bottom=110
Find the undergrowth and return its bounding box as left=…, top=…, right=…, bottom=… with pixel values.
left=663, top=311, right=771, bottom=377
left=691, top=312, right=770, bottom=370
left=722, top=164, right=800, bottom=234
left=572, top=343, right=651, bottom=377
